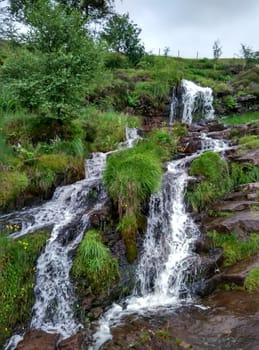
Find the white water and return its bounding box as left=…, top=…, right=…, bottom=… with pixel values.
left=90, top=134, right=229, bottom=350
left=2, top=128, right=139, bottom=350
left=169, top=79, right=214, bottom=124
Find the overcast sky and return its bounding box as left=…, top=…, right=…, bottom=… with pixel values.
left=114, top=0, right=259, bottom=58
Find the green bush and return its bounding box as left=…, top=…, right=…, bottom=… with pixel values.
left=0, top=230, right=49, bottom=347
left=71, top=230, right=119, bottom=293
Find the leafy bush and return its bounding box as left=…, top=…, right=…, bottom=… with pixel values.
left=71, top=230, right=119, bottom=293
left=208, top=231, right=259, bottom=267
left=0, top=230, right=49, bottom=347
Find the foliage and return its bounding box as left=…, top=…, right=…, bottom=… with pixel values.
left=0, top=230, right=49, bottom=347
left=240, top=43, right=259, bottom=66
left=213, top=40, right=222, bottom=61
left=223, top=111, right=259, bottom=125
left=187, top=151, right=231, bottom=211
left=71, top=230, right=119, bottom=293
left=229, top=162, right=259, bottom=187
left=238, top=135, right=259, bottom=150
left=103, top=132, right=172, bottom=261
left=208, top=231, right=259, bottom=267
left=0, top=3, right=103, bottom=117
left=0, top=171, right=29, bottom=208
left=244, top=268, right=259, bottom=291
left=101, top=13, right=145, bottom=66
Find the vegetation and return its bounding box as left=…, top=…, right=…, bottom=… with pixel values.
left=244, top=268, right=259, bottom=291
left=0, top=230, right=49, bottom=347
left=223, top=111, right=259, bottom=125
left=187, top=151, right=232, bottom=212
left=71, top=230, right=119, bottom=294
left=104, top=129, right=175, bottom=261
left=208, top=231, right=259, bottom=267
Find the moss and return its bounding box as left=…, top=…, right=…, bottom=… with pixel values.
left=0, top=230, right=50, bottom=347
left=0, top=171, right=29, bottom=209
left=239, top=135, right=259, bottom=150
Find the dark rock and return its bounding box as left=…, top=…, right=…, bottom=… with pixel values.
left=88, top=307, right=103, bottom=320
left=16, top=330, right=58, bottom=350
left=58, top=333, right=84, bottom=350
left=211, top=200, right=259, bottom=212
left=89, top=205, right=111, bottom=229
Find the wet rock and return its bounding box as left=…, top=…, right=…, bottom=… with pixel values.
left=88, top=306, right=103, bottom=320
left=89, top=205, right=111, bottom=229
left=211, top=200, right=259, bottom=212
left=58, top=333, right=84, bottom=350
left=16, top=330, right=58, bottom=350
left=203, top=210, right=259, bottom=237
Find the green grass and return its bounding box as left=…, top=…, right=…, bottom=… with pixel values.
left=244, top=268, right=259, bottom=291
left=187, top=152, right=232, bottom=212
left=71, top=230, right=119, bottom=294
left=230, top=162, right=259, bottom=187
left=0, top=230, right=49, bottom=347
left=222, top=111, right=259, bottom=125
left=208, top=231, right=259, bottom=267
left=0, top=171, right=29, bottom=209
left=103, top=130, right=175, bottom=261
left=239, top=135, right=259, bottom=150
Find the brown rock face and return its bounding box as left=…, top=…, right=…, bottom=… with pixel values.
left=16, top=330, right=58, bottom=350
left=58, top=333, right=84, bottom=350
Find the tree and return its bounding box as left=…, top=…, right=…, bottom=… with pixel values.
left=240, top=43, right=259, bottom=67
left=212, top=40, right=222, bottom=60
left=101, top=13, right=145, bottom=66
left=0, top=1, right=103, bottom=117
left=8, top=0, right=114, bottom=21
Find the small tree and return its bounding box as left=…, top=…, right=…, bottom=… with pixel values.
left=240, top=43, right=259, bottom=67
left=212, top=40, right=222, bottom=70
left=163, top=46, right=170, bottom=57
left=101, top=13, right=145, bottom=66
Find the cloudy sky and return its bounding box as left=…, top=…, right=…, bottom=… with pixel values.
left=114, top=0, right=259, bottom=58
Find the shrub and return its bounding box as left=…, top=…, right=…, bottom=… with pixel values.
left=71, top=230, right=119, bottom=293
left=230, top=162, right=259, bottom=187
left=0, top=230, right=49, bottom=347
left=239, top=135, right=259, bottom=150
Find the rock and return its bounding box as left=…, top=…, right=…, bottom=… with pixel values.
left=58, top=333, right=84, bottom=350
left=204, top=210, right=259, bottom=237
left=16, top=330, right=58, bottom=350
left=89, top=205, right=111, bottom=228
left=88, top=306, right=103, bottom=320
left=228, top=148, right=259, bottom=166
left=211, top=200, right=259, bottom=212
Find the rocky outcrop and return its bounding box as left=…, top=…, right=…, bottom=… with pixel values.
left=16, top=330, right=58, bottom=350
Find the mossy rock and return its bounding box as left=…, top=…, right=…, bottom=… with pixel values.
left=0, top=171, right=29, bottom=209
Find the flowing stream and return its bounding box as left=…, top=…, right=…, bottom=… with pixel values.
left=89, top=80, right=228, bottom=349
left=2, top=128, right=140, bottom=350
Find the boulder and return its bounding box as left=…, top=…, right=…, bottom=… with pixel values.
left=58, top=333, right=84, bottom=350
left=16, top=330, right=58, bottom=350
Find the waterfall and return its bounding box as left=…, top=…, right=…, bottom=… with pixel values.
left=2, top=128, right=139, bottom=350
left=90, top=109, right=228, bottom=350
left=169, top=79, right=214, bottom=124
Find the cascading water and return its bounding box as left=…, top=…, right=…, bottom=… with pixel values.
left=169, top=79, right=214, bottom=124
left=2, top=128, right=139, bottom=350
left=90, top=84, right=228, bottom=350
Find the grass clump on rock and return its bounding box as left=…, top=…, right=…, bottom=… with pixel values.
left=187, top=151, right=231, bottom=212
left=71, top=230, right=119, bottom=294
left=104, top=131, right=173, bottom=262
left=244, top=268, right=259, bottom=292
